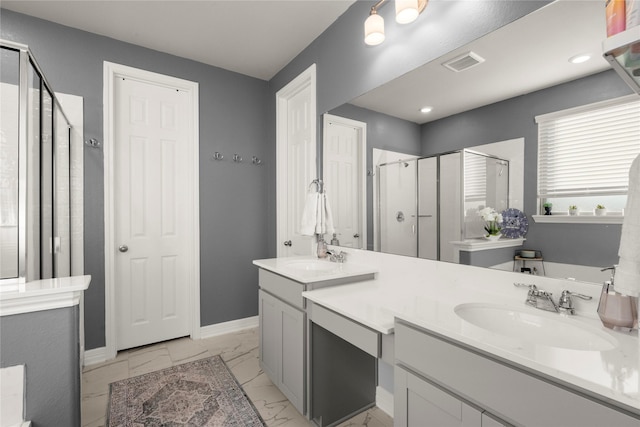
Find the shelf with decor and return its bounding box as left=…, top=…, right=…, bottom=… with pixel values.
left=602, top=25, right=640, bottom=94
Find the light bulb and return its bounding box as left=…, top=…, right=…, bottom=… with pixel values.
left=396, top=0, right=419, bottom=24
left=364, top=12, right=385, bottom=46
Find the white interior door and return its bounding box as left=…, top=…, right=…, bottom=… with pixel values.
left=113, top=76, right=192, bottom=350
left=276, top=64, right=316, bottom=257
left=322, top=114, right=366, bottom=249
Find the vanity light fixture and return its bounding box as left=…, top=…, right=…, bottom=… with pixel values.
left=569, top=53, right=592, bottom=64
left=420, top=106, right=433, bottom=113
left=364, top=8, right=385, bottom=46
left=364, top=0, right=428, bottom=46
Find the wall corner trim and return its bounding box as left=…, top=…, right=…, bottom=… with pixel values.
left=199, top=316, right=259, bottom=339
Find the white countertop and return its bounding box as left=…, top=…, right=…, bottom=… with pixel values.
left=0, top=275, right=91, bottom=316
left=253, top=256, right=377, bottom=283
left=289, top=248, right=639, bottom=415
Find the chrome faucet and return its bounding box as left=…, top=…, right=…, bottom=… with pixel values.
left=558, top=290, right=593, bottom=315
left=326, top=250, right=347, bottom=263
left=513, top=283, right=592, bottom=314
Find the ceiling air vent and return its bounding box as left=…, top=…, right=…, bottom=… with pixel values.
left=442, top=51, right=485, bottom=72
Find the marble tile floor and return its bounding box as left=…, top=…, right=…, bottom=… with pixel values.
left=82, top=327, right=393, bottom=427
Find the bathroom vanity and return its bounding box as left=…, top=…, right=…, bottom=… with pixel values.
left=253, top=257, right=377, bottom=421
left=255, top=248, right=639, bottom=427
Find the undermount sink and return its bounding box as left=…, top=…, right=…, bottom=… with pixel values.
left=454, top=303, right=618, bottom=351
left=282, top=259, right=338, bottom=272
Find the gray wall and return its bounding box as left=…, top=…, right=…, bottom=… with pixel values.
left=1, top=10, right=269, bottom=350
left=329, top=103, right=421, bottom=249
left=421, top=70, right=631, bottom=267
left=1, top=307, right=80, bottom=427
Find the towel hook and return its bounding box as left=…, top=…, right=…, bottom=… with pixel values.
left=210, top=152, right=224, bottom=161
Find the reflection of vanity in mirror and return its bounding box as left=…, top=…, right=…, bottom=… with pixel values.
left=322, top=0, right=633, bottom=285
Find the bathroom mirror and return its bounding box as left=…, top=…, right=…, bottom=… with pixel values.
left=323, top=1, right=618, bottom=283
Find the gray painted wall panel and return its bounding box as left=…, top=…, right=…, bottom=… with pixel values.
left=0, top=307, right=80, bottom=427
left=421, top=70, right=631, bottom=267
left=1, top=10, right=269, bottom=348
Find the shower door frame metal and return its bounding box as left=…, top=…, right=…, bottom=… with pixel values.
left=0, top=39, right=73, bottom=284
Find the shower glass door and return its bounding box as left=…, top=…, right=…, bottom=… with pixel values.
left=378, top=159, right=417, bottom=257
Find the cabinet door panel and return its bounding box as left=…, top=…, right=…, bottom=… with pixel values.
left=406, top=371, right=481, bottom=427
left=258, top=290, right=280, bottom=383
left=280, top=301, right=305, bottom=413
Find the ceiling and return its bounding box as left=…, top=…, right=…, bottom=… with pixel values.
left=2, top=1, right=613, bottom=122
left=350, top=0, right=612, bottom=124
left=1, top=0, right=356, bottom=81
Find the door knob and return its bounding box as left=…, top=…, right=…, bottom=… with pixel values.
left=353, top=234, right=360, bottom=238
left=284, top=240, right=292, bottom=247
left=119, top=245, right=129, bottom=253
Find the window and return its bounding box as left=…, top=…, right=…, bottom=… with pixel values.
left=536, top=95, right=640, bottom=215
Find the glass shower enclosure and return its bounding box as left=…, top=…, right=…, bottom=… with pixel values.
left=377, top=149, right=509, bottom=261
left=1, top=40, right=73, bottom=284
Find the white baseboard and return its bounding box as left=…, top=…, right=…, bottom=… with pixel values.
left=199, top=316, right=259, bottom=339
left=83, top=346, right=108, bottom=366
left=83, top=316, right=258, bottom=366
left=376, top=385, right=394, bottom=418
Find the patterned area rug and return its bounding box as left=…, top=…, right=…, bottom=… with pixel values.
left=107, top=355, right=265, bottom=426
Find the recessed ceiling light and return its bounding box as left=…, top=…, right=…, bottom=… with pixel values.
left=420, top=106, right=433, bottom=114
left=569, top=54, right=591, bottom=64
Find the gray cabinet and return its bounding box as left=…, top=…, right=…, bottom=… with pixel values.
left=258, top=289, right=305, bottom=413
left=395, top=366, right=483, bottom=427
left=395, top=319, right=639, bottom=427
left=257, top=267, right=376, bottom=418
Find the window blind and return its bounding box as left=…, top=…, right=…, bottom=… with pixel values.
left=464, top=151, right=486, bottom=202
left=536, top=96, right=640, bottom=199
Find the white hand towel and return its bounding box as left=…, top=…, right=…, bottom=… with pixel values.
left=616, top=154, right=640, bottom=297
left=323, top=191, right=335, bottom=236
left=315, top=190, right=324, bottom=235
left=300, top=191, right=319, bottom=236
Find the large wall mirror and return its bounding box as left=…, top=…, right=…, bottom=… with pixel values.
left=322, top=1, right=628, bottom=284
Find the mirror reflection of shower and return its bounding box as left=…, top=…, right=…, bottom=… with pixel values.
left=376, top=149, right=510, bottom=261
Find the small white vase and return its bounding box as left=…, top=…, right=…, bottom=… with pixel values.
left=484, top=234, right=501, bottom=241
left=569, top=208, right=578, bottom=216
left=595, top=208, right=607, bottom=216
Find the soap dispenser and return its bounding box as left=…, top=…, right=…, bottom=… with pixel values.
left=597, top=266, right=638, bottom=330
left=317, top=237, right=328, bottom=259
left=330, top=233, right=340, bottom=246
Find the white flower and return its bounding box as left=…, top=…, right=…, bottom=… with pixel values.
left=479, top=207, right=501, bottom=222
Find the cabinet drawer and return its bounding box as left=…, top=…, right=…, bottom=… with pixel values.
left=259, top=269, right=304, bottom=308
left=309, top=302, right=380, bottom=358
